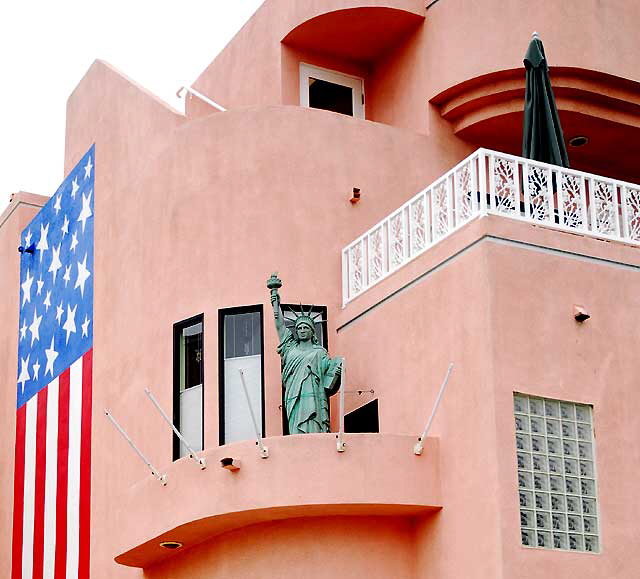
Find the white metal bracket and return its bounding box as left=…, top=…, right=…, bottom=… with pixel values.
left=145, top=388, right=206, bottom=469
left=414, top=363, right=454, bottom=455
left=104, top=409, right=168, bottom=485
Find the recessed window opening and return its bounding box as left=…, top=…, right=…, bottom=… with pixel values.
left=514, top=393, right=600, bottom=553
left=300, top=63, right=364, bottom=119
left=345, top=399, right=379, bottom=433
left=173, top=315, right=204, bottom=460
left=219, top=306, right=265, bottom=445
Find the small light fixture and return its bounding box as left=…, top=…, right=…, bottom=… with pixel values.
left=18, top=244, right=35, bottom=254
left=569, top=136, right=589, bottom=148
left=573, top=305, right=590, bottom=322
left=159, top=541, right=183, bottom=550
left=350, top=187, right=361, bottom=204
left=220, top=457, right=241, bottom=471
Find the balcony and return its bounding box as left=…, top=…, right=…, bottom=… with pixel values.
left=342, top=149, right=640, bottom=304
left=114, top=433, right=440, bottom=568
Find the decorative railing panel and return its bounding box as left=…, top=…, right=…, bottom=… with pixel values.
left=342, top=149, right=640, bottom=304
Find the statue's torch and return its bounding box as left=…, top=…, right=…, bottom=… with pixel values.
left=267, top=273, right=282, bottom=316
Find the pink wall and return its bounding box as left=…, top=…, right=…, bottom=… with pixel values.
left=0, top=193, right=48, bottom=575
left=335, top=215, right=640, bottom=577
left=62, top=56, right=467, bottom=574
left=145, top=516, right=417, bottom=579
left=4, top=0, right=640, bottom=576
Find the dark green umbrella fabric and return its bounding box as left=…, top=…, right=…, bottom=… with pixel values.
left=522, top=33, right=570, bottom=167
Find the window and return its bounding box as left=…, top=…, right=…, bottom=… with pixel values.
left=345, top=399, right=379, bottom=433
left=219, top=306, right=264, bottom=445
left=173, top=315, right=204, bottom=460
left=514, top=394, right=600, bottom=553
left=300, top=63, right=364, bottom=119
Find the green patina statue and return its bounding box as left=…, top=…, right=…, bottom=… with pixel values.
left=267, top=274, right=342, bottom=434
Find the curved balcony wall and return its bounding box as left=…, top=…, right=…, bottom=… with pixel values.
left=190, top=1, right=425, bottom=128
left=431, top=68, right=640, bottom=183
left=114, top=433, right=440, bottom=568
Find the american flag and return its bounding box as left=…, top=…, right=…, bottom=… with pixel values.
left=12, top=146, right=94, bottom=579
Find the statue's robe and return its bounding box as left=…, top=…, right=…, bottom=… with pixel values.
left=277, top=330, right=342, bottom=434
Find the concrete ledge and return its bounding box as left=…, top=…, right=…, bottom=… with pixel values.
left=114, top=433, right=440, bottom=568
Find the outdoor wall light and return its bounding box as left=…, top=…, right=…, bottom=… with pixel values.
left=350, top=187, right=361, bottom=204
left=569, top=136, right=589, bottom=147
left=573, top=305, right=590, bottom=322
left=220, top=457, right=241, bottom=471
left=159, top=541, right=183, bottom=550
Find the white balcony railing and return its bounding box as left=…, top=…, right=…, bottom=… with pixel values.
left=342, top=148, right=640, bottom=304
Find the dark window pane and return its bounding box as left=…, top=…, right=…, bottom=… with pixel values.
left=252, top=312, right=261, bottom=355
left=224, top=315, right=234, bottom=358
left=235, top=313, right=252, bottom=357
left=309, top=78, right=353, bottom=116
left=345, top=399, right=379, bottom=433
left=183, top=325, right=202, bottom=389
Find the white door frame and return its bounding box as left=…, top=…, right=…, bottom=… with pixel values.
left=299, top=62, right=365, bottom=119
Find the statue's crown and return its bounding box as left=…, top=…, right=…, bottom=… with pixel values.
left=291, top=304, right=323, bottom=329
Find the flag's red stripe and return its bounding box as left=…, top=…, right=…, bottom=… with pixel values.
left=78, top=350, right=93, bottom=578
left=11, top=404, right=27, bottom=579
left=32, top=389, right=48, bottom=579
left=55, top=369, right=70, bottom=579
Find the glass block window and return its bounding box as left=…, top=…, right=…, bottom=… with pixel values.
left=514, top=394, right=600, bottom=553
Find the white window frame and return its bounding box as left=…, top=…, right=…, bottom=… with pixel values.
left=299, top=62, right=365, bottom=119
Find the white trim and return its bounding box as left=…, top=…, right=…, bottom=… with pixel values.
left=66, top=357, right=83, bottom=578
left=43, top=378, right=59, bottom=577
left=22, top=396, right=38, bottom=579
left=299, top=63, right=364, bottom=119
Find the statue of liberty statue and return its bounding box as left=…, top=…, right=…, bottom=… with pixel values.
left=267, top=274, right=342, bottom=434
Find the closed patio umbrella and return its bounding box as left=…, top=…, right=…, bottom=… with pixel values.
left=522, top=32, right=569, bottom=167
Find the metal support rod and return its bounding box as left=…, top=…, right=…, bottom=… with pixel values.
left=336, top=359, right=346, bottom=452
left=414, top=363, right=454, bottom=455
left=176, top=86, right=226, bottom=111
left=104, top=410, right=167, bottom=485
left=144, top=388, right=206, bottom=469
left=238, top=369, right=269, bottom=458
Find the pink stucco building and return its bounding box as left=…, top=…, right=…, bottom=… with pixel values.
left=3, top=1, right=640, bottom=577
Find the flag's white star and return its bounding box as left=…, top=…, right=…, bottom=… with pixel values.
left=63, top=303, right=77, bottom=344
left=21, top=269, right=33, bottom=306
left=18, top=355, right=30, bottom=393
left=24, top=229, right=32, bottom=247
left=19, top=319, right=28, bottom=341
left=43, top=290, right=51, bottom=312
left=61, top=215, right=69, bottom=237
left=36, top=276, right=44, bottom=295
left=56, top=301, right=64, bottom=324
left=63, top=265, right=71, bottom=286
left=36, top=222, right=49, bottom=262
left=32, top=359, right=41, bottom=381
left=44, top=337, right=58, bottom=377
left=84, top=156, right=93, bottom=179
left=81, top=315, right=91, bottom=337
left=29, top=308, right=42, bottom=346
left=77, top=191, right=93, bottom=232
left=49, top=243, right=62, bottom=283
left=75, top=253, right=91, bottom=297
left=71, top=177, right=79, bottom=199
left=53, top=193, right=62, bottom=215
left=70, top=231, right=79, bottom=253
